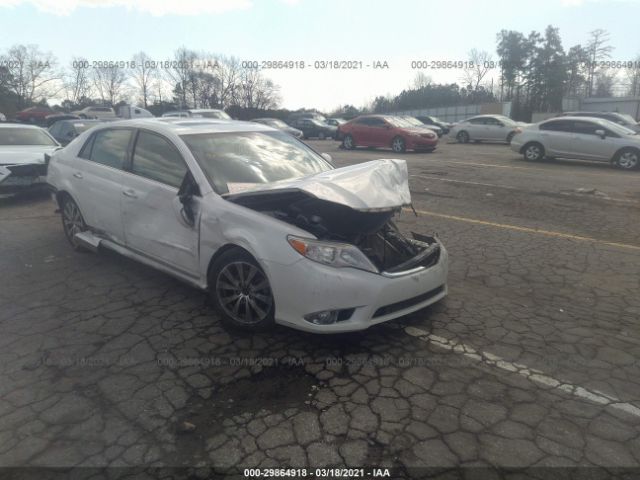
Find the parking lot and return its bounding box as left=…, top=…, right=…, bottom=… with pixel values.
left=1, top=139, right=639, bottom=476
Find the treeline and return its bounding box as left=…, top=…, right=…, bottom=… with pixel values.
left=0, top=46, right=281, bottom=116
left=370, top=27, right=640, bottom=120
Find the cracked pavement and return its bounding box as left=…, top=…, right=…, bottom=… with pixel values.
left=1, top=140, right=639, bottom=478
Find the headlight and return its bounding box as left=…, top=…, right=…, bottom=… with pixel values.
left=287, top=235, right=378, bottom=273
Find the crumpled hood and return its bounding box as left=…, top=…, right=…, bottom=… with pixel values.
left=0, top=146, right=60, bottom=166
left=224, top=159, right=411, bottom=211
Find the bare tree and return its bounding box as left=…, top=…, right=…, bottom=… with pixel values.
left=64, top=57, right=92, bottom=105
left=624, top=56, right=640, bottom=97
left=1, top=44, right=60, bottom=107
left=92, top=65, right=126, bottom=106
left=585, top=29, right=613, bottom=96
left=131, top=52, right=155, bottom=107
left=461, top=49, right=492, bottom=91
left=412, top=72, right=431, bottom=90
left=165, top=47, right=198, bottom=108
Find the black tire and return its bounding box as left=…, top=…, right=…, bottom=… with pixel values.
left=342, top=134, right=355, bottom=150
left=522, top=142, right=545, bottom=162
left=209, top=249, right=275, bottom=332
left=60, top=195, right=88, bottom=252
left=391, top=136, right=406, bottom=153
left=506, top=132, right=515, bottom=144
left=613, top=148, right=640, bottom=170
left=456, top=131, right=470, bottom=143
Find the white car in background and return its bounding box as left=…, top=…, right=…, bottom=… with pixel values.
left=0, top=112, right=6, bottom=122
left=510, top=116, right=640, bottom=170
left=162, top=109, right=231, bottom=120
left=450, top=114, right=521, bottom=144
left=46, top=119, right=448, bottom=333
left=0, top=124, right=60, bottom=193
left=72, top=106, right=118, bottom=120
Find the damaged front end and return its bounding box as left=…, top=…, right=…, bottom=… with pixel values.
left=224, top=159, right=441, bottom=275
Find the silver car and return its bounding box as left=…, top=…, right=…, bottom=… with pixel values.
left=46, top=119, right=448, bottom=333
left=450, top=114, right=521, bottom=144
left=510, top=116, right=640, bottom=170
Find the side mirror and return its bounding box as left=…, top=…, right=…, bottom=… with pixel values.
left=595, top=129, right=606, bottom=139
left=321, top=153, right=333, bottom=163
left=178, top=171, right=200, bottom=226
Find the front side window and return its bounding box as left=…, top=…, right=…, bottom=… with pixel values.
left=540, top=120, right=573, bottom=132
left=131, top=131, right=187, bottom=188
left=88, top=129, right=132, bottom=169
left=181, top=130, right=333, bottom=195
left=468, top=117, right=485, bottom=124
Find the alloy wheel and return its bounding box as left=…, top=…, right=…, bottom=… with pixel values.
left=618, top=151, right=639, bottom=170
left=525, top=145, right=542, bottom=161
left=62, top=199, right=86, bottom=247
left=392, top=137, right=405, bottom=153
left=216, top=261, right=273, bottom=325
left=343, top=135, right=354, bottom=149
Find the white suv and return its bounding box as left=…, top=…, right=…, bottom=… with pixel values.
left=73, top=106, right=117, bottom=120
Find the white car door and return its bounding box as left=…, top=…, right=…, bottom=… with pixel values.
left=484, top=117, right=506, bottom=141
left=538, top=120, right=575, bottom=157
left=570, top=121, right=617, bottom=161
left=71, top=128, right=132, bottom=243
left=466, top=118, right=485, bottom=139
left=120, top=129, right=200, bottom=276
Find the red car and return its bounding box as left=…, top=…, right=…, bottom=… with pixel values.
left=14, top=106, right=54, bottom=123
left=339, top=115, right=438, bottom=153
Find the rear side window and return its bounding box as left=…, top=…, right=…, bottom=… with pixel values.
left=468, top=117, right=485, bottom=124
left=540, top=120, right=573, bottom=132
left=88, top=129, right=132, bottom=169
left=131, top=131, right=187, bottom=188
left=572, top=121, right=600, bottom=135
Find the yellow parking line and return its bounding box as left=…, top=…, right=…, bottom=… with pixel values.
left=408, top=209, right=640, bottom=251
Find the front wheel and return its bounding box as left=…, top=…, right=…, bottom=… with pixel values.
left=210, top=249, right=275, bottom=331
left=614, top=148, right=639, bottom=170
left=342, top=134, right=355, bottom=150
left=61, top=196, right=88, bottom=251
left=523, top=142, right=545, bottom=162
left=391, top=136, right=406, bottom=153
left=456, top=131, right=469, bottom=143
left=506, top=132, right=515, bottom=144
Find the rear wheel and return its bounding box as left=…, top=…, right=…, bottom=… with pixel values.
left=342, top=134, right=355, bottom=150
left=391, top=136, right=406, bottom=153
left=613, top=148, right=639, bottom=170
left=523, top=142, right=545, bottom=162
left=61, top=196, right=88, bottom=251
left=456, top=131, right=469, bottom=143
left=210, top=249, right=275, bottom=331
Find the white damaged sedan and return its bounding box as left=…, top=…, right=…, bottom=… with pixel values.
left=46, top=118, right=448, bottom=333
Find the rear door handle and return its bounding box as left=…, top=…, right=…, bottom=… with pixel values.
left=73, top=172, right=83, bottom=179
left=122, top=189, right=138, bottom=198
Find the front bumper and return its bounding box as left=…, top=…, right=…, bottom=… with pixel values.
left=407, top=137, right=438, bottom=151
left=264, top=243, right=449, bottom=333
left=0, top=163, right=48, bottom=193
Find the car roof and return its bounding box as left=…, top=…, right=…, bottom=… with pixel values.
left=86, top=118, right=275, bottom=135
left=542, top=116, right=612, bottom=125
left=189, top=109, right=226, bottom=113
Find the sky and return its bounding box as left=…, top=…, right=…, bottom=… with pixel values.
left=1, top=0, right=639, bottom=111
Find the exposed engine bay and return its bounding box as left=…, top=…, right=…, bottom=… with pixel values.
left=227, top=190, right=440, bottom=273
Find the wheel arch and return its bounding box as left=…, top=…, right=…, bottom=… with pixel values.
left=520, top=140, right=545, bottom=154
left=205, top=243, right=257, bottom=288
left=611, top=146, right=640, bottom=164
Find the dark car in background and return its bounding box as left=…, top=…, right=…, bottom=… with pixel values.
left=558, top=111, right=640, bottom=133
left=48, top=119, right=107, bottom=146
left=339, top=115, right=438, bottom=153
left=402, top=116, right=443, bottom=137
left=325, top=118, right=346, bottom=127
left=251, top=118, right=303, bottom=138
left=14, top=106, right=54, bottom=124
left=45, top=114, right=80, bottom=128
left=415, top=115, right=451, bottom=135
left=290, top=117, right=337, bottom=140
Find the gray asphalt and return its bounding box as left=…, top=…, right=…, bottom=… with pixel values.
left=1, top=138, right=639, bottom=477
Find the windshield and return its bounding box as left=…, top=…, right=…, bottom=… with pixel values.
left=198, top=110, right=232, bottom=120
left=181, top=130, right=333, bottom=194
left=601, top=119, right=637, bottom=135
left=72, top=122, right=100, bottom=133
left=267, top=119, right=288, bottom=128
left=615, top=113, right=638, bottom=125
left=385, top=117, right=413, bottom=128
left=0, top=128, right=57, bottom=146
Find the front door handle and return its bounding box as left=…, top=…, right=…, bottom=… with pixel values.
left=122, top=189, right=138, bottom=198
left=73, top=172, right=83, bottom=179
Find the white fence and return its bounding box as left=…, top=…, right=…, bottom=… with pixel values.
left=388, top=102, right=512, bottom=123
